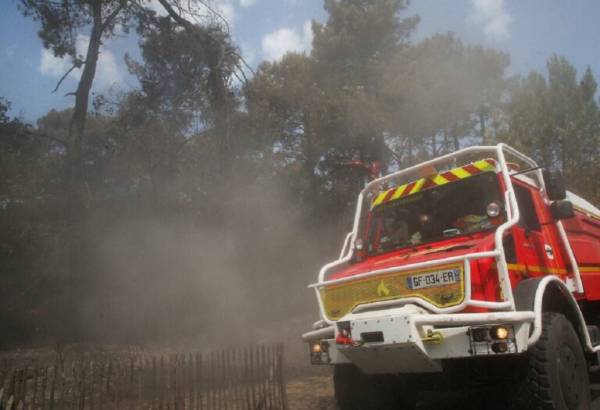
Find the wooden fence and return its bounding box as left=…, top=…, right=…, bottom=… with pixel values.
left=0, top=344, right=288, bottom=410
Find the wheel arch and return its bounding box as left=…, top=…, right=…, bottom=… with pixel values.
left=514, top=276, right=592, bottom=351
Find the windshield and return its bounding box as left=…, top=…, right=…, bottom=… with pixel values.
left=364, top=172, right=504, bottom=255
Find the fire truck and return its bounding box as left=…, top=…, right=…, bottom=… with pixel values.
left=302, top=144, right=600, bottom=409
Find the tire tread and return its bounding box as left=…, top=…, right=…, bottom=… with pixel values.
left=509, top=312, right=589, bottom=410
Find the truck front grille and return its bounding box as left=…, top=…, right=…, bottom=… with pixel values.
left=319, top=263, right=465, bottom=321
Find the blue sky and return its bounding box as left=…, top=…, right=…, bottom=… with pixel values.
left=1, top=0, right=600, bottom=123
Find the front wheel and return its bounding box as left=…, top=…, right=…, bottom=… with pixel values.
left=509, top=312, right=591, bottom=410
left=334, top=364, right=417, bottom=410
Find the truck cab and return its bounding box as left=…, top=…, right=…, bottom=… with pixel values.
left=303, top=144, right=600, bottom=409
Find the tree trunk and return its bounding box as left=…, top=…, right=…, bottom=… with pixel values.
left=302, top=112, right=319, bottom=202
left=407, top=136, right=413, bottom=166
left=479, top=107, right=487, bottom=143
left=452, top=126, right=460, bottom=151
left=64, top=0, right=103, bottom=335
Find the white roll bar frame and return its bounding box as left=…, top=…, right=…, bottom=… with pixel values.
left=309, top=143, right=584, bottom=325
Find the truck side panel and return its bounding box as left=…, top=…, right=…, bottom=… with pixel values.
left=563, top=211, right=600, bottom=300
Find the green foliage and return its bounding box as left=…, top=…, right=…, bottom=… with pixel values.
left=20, top=0, right=134, bottom=60
left=382, top=33, right=509, bottom=164
left=502, top=55, right=600, bottom=201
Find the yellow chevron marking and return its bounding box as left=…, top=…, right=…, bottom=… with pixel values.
left=370, top=159, right=498, bottom=209
left=409, top=178, right=426, bottom=195
left=473, top=159, right=496, bottom=172
left=450, top=167, right=471, bottom=179
left=372, top=192, right=387, bottom=207
left=391, top=183, right=408, bottom=200
left=431, top=174, right=449, bottom=186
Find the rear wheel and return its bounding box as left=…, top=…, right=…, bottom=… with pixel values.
left=509, top=312, right=591, bottom=410
left=334, top=364, right=417, bottom=410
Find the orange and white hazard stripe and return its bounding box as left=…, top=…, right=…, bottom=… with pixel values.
left=371, top=159, right=497, bottom=209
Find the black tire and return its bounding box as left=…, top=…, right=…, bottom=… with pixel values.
left=509, top=312, right=591, bottom=410
left=334, top=364, right=417, bottom=410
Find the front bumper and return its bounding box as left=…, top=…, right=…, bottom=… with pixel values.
left=302, top=305, right=534, bottom=374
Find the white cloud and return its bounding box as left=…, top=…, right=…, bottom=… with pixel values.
left=261, top=20, right=313, bottom=61
left=40, top=49, right=71, bottom=77
left=39, top=34, right=122, bottom=89
left=240, top=0, right=255, bottom=7
left=96, top=48, right=121, bottom=86
left=468, top=0, right=513, bottom=41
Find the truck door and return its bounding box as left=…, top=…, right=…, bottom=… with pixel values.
left=511, top=182, right=565, bottom=278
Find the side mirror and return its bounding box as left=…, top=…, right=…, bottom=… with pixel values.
left=550, top=200, right=575, bottom=220
left=543, top=169, right=567, bottom=201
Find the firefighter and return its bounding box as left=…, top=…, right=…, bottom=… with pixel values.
left=409, top=213, right=434, bottom=245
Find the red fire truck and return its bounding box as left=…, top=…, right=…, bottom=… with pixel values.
left=303, top=144, right=600, bottom=409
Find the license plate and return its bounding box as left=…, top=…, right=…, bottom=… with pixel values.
left=406, top=268, right=461, bottom=290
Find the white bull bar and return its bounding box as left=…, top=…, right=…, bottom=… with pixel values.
left=310, top=144, right=529, bottom=324
left=302, top=307, right=536, bottom=374
left=309, top=144, right=584, bottom=327
left=302, top=311, right=536, bottom=342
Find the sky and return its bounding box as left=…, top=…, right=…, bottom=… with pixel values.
left=1, top=0, right=600, bottom=123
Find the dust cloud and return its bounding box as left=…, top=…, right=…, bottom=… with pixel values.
left=75, top=180, right=339, bottom=351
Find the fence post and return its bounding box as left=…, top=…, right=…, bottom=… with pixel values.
left=31, top=365, right=39, bottom=410
left=48, top=363, right=57, bottom=410
left=196, top=353, right=203, bottom=410
left=172, top=355, right=177, bottom=410
left=206, top=352, right=212, bottom=410
left=89, top=362, right=95, bottom=410
left=276, top=345, right=288, bottom=410
left=219, top=351, right=225, bottom=410
left=6, top=394, right=14, bottom=410
left=158, top=356, right=164, bottom=410
left=128, top=358, right=134, bottom=410
left=260, top=346, right=268, bottom=410
left=152, top=356, right=157, bottom=410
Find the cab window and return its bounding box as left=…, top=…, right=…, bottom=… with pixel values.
left=514, top=183, right=541, bottom=231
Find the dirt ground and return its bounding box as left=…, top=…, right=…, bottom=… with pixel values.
left=286, top=363, right=600, bottom=410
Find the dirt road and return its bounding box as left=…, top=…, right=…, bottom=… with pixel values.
left=286, top=368, right=600, bottom=410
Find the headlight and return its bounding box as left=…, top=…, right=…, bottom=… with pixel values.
left=486, top=201, right=501, bottom=218
left=309, top=341, right=330, bottom=365
left=491, top=325, right=509, bottom=340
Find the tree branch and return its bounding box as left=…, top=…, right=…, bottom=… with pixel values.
left=156, top=0, right=196, bottom=31
left=52, top=62, right=83, bottom=93
left=100, top=1, right=128, bottom=33
left=231, top=69, right=245, bottom=86
left=384, top=140, right=402, bottom=162
left=231, top=51, right=255, bottom=76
